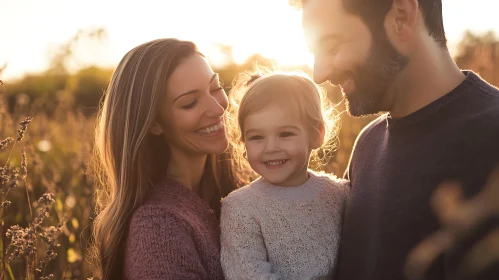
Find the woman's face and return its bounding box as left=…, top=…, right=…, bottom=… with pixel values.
left=156, top=53, right=229, bottom=156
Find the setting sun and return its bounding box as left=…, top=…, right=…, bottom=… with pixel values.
left=2, top=0, right=499, bottom=79
left=221, top=2, right=314, bottom=66
left=1, top=0, right=314, bottom=80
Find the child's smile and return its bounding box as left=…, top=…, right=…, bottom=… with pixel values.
left=243, top=102, right=311, bottom=186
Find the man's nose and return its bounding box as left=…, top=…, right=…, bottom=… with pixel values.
left=313, top=56, right=330, bottom=84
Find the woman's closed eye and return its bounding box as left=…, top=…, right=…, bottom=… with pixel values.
left=210, top=87, right=224, bottom=94
left=181, top=100, right=197, bottom=109
left=210, top=80, right=224, bottom=93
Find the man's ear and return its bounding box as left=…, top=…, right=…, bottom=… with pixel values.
left=311, top=123, right=326, bottom=150
left=385, top=0, right=419, bottom=49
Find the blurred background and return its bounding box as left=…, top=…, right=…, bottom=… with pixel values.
left=0, top=0, right=498, bottom=279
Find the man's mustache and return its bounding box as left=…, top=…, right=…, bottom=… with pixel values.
left=327, top=71, right=353, bottom=86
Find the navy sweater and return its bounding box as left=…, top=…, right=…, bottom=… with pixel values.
left=337, top=71, right=499, bottom=280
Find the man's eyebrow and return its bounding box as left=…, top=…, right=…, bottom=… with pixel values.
left=319, top=34, right=342, bottom=45
left=307, top=33, right=341, bottom=54
left=173, top=73, right=218, bottom=103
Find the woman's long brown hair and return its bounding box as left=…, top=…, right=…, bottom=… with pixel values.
left=91, top=38, right=248, bottom=279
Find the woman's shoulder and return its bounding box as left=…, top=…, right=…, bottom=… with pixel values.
left=129, top=181, right=200, bottom=230
left=124, top=204, right=214, bottom=279
left=128, top=203, right=183, bottom=232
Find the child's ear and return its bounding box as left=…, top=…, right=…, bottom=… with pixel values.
left=310, top=123, right=325, bottom=150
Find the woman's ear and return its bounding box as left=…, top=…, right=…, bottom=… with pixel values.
left=311, top=123, right=325, bottom=150
left=149, top=122, right=163, bottom=136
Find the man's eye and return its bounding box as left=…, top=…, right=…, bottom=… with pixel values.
left=328, top=46, right=339, bottom=55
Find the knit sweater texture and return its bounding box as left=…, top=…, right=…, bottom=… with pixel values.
left=338, top=71, right=499, bottom=280
left=220, top=170, right=348, bottom=280
left=124, top=179, right=224, bottom=280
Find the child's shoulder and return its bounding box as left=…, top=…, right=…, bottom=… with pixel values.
left=309, top=170, right=350, bottom=192
left=222, top=177, right=265, bottom=205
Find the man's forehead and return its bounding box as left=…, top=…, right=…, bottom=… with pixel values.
left=302, top=0, right=345, bottom=20
left=301, top=0, right=346, bottom=48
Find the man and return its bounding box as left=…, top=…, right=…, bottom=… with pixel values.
left=294, top=0, right=499, bottom=279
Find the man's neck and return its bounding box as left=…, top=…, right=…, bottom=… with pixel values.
left=389, top=43, right=466, bottom=119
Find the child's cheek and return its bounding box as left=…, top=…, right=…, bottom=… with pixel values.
left=245, top=144, right=260, bottom=167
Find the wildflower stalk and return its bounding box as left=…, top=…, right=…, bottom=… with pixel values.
left=6, top=264, right=14, bottom=280
left=0, top=115, right=61, bottom=279
left=21, top=148, right=33, bottom=219
left=2, top=117, right=32, bottom=170
left=0, top=225, right=3, bottom=279
left=21, top=146, right=36, bottom=280
left=0, top=138, right=13, bottom=151
left=0, top=165, right=15, bottom=280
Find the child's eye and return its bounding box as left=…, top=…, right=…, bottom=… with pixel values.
left=280, top=132, right=295, bottom=138
left=181, top=100, right=197, bottom=109
left=247, top=135, right=263, bottom=141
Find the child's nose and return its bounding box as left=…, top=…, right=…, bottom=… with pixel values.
left=264, top=138, right=279, bottom=153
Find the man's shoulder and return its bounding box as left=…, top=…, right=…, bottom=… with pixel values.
left=354, top=114, right=388, bottom=145
left=463, top=72, right=499, bottom=129
left=466, top=71, right=499, bottom=109
left=343, top=115, right=387, bottom=180
left=469, top=71, right=499, bottom=98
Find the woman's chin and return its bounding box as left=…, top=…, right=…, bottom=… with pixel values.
left=204, top=140, right=229, bottom=155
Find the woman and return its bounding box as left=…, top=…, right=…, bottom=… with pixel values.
left=92, top=38, right=247, bottom=280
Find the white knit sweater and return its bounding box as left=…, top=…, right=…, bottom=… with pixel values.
left=220, top=170, right=348, bottom=280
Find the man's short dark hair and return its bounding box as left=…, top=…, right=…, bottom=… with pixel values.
left=291, top=0, right=447, bottom=48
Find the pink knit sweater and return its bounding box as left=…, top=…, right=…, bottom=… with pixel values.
left=124, top=179, right=224, bottom=280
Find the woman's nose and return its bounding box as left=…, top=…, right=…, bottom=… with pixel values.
left=204, top=94, right=226, bottom=118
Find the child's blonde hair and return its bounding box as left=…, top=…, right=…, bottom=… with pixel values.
left=227, top=68, right=340, bottom=172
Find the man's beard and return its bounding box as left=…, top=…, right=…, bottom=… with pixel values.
left=338, top=32, right=409, bottom=117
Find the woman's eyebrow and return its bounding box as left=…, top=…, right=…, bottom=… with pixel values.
left=173, top=73, right=218, bottom=103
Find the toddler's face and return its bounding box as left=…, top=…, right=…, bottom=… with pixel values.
left=243, top=102, right=311, bottom=186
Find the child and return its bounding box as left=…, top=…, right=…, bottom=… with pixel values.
left=221, top=71, right=349, bottom=280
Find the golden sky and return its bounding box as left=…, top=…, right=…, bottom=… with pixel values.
left=1, top=0, right=499, bottom=79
